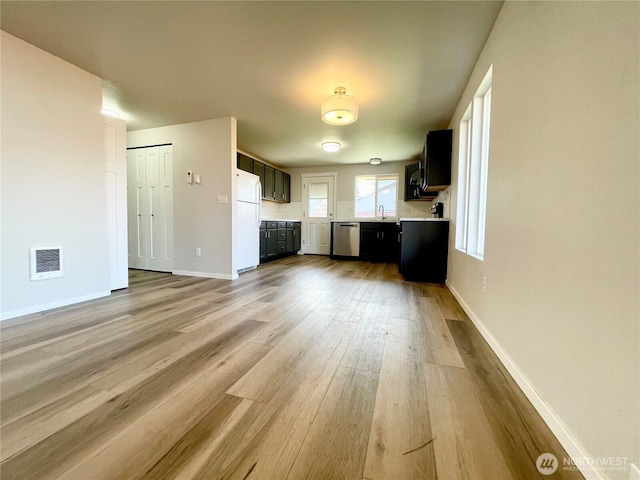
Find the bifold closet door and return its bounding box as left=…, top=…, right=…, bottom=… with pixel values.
left=127, top=145, right=173, bottom=272
left=147, top=145, right=173, bottom=272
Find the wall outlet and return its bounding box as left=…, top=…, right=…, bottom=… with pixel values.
left=482, top=276, right=487, bottom=293
left=195, top=248, right=201, bottom=257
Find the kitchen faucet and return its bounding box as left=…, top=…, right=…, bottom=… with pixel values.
left=378, top=204, right=385, bottom=220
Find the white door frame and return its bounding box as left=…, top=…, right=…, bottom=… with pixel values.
left=301, top=172, right=337, bottom=255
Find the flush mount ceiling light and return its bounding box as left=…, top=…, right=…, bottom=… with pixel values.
left=321, top=87, right=358, bottom=125
left=101, top=108, right=120, bottom=118
left=321, top=141, right=341, bottom=153
left=370, top=157, right=382, bottom=165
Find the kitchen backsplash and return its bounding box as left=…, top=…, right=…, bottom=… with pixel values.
left=335, top=200, right=433, bottom=220
left=398, top=200, right=433, bottom=219
left=336, top=201, right=354, bottom=220
left=261, top=201, right=302, bottom=220
left=261, top=199, right=433, bottom=221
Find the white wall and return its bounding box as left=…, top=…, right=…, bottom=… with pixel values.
left=127, top=118, right=237, bottom=279
left=1, top=31, right=110, bottom=319
left=446, top=3, right=639, bottom=478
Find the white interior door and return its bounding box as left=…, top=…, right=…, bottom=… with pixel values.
left=147, top=146, right=173, bottom=272
left=301, top=174, right=335, bottom=255
left=127, top=145, right=173, bottom=272
left=127, top=148, right=148, bottom=269
left=104, top=115, right=128, bottom=290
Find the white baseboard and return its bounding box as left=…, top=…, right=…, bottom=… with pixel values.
left=172, top=270, right=236, bottom=280
left=445, top=281, right=606, bottom=480
left=0, top=290, right=111, bottom=321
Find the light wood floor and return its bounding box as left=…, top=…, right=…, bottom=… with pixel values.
left=1, top=255, right=583, bottom=480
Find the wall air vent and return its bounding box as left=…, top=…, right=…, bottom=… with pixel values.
left=30, top=247, right=63, bottom=280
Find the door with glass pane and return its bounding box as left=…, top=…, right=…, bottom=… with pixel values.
left=301, top=175, right=335, bottom=255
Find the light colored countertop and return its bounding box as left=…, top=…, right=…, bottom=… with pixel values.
left=331, top=218, right=449, bottom=223
left=263, top=218, right=449, bottom=223
left=331, top=219, right=399, bottom=223
left=261, top=218, right=301, bottom=222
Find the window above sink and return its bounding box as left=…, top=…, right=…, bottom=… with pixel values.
left=354, top=174, right=398, bottom=219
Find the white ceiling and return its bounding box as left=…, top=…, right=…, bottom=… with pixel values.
left=1, top=1, right=503, bottom=168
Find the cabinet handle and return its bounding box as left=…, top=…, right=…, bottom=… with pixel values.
left=381, top=232, right=384, bottom=239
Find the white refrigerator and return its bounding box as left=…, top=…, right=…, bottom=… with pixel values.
left=235, top=169, right=261, bottom=273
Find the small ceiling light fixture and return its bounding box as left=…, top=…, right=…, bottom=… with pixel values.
left=101, top=108, right=120, bottom=118
left=321, top=141, right=341, bottom=153
left=321, top=87, right=358, bottom=125
left=370, top=157, right=382, bottom=165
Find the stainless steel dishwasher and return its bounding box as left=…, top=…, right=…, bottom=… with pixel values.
left=332, top=222, right=360, bottom=257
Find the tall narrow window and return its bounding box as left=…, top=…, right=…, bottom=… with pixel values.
left=455, top=65, right=492, bottom=259
left=355, top=174, right=398, bottom=218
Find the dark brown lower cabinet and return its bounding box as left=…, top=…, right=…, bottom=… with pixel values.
left=259, top=225, right=267, bottom=262
left=265, top=221, right=278, bottom=259
left=359, top=222, right=400, bottom=262
left=260, top=221, right=301, bottom=263
left=399, top=220, right=449, bottom=283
